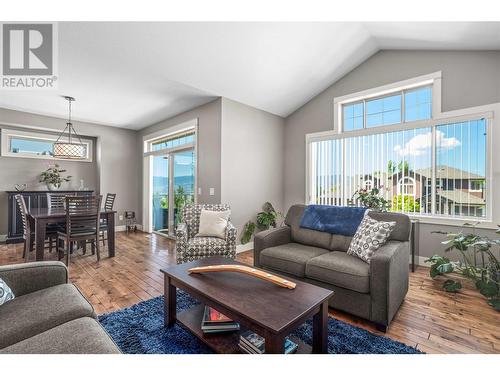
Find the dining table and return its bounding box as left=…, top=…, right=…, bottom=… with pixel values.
left=27, top=207, right=117, bottom=261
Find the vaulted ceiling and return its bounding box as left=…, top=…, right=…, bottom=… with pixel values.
left=1, top=22, right=499, bottom=130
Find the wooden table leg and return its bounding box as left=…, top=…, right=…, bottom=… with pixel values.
left=107, top=212, right=115, bottom=257
left=34, top=218, right=47, bottom=261
left=265, top=334, right=285, bottom=354
left=312, top=301, right=328, bottom=353
left=164, top=275, right=177, bottom=327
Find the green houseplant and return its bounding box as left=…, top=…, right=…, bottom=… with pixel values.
left=426, top=223, right=500, bottom=311
left=352, top=187, right=389, bottom=212
left=39, top=164, right=71, bottom=190
left=241, top=202, right=283, bottom=245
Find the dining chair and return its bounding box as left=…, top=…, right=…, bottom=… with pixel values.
left=57, top=195, right=102, bottom=266
left=14, top=194, right=58, bottom=261
left=100, top=193, right=116, bottom=246
left=47, top=192, right=77, bottom=209
left=47, top=192, right=77, bottom=252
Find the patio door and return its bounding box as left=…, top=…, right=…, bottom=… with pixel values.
left=143, top=121, right=197, bottom=237
left=151, top=149, right=195, bottom=236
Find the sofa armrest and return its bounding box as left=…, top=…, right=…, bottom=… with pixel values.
left=0, top=261, right=68, bottom=297
left=253, top=226, right=291, bottom=268
left=369, top=241, right=410, bottom=327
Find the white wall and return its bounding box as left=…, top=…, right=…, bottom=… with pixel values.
left=221, top=98, right=285, bottom=245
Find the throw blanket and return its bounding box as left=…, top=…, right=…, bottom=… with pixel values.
left=299, top=205, right=368, bottom=236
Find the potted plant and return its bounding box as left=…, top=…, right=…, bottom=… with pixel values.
left=39, top=164, right=71, bottom=191
left=426, top=223, right=500, bottom=311
left=241, top=202, right=283, bottom=244
left=352, top=187, right=389, bottom=212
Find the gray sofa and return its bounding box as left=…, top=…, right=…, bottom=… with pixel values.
left=0, top=261, right=120, bottom=354
left=254, top=204, right=411, bottom=331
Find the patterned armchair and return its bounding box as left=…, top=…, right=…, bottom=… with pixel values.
left=175, top=204, right=237, bottom=264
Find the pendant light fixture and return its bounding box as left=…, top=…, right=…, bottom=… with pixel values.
left=53, top=96, right=86, bottom=160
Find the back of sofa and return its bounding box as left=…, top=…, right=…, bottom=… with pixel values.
left=284, top=204, right=411, bottom=252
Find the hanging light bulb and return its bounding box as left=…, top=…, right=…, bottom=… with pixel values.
left=53, top=96, right=86, bottom=159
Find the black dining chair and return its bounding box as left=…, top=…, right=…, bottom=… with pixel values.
left=47, top=192, right=77, bottom=252
left=57, top=195, right=102, bottom=266
left=14, top=194, right=58, bottom=261
left=100, top=193, right=116, bottom=246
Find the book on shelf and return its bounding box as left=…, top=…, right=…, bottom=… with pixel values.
left=201, top=305, right=240, bottom=333
left=238, top=331, right=298, bottom=354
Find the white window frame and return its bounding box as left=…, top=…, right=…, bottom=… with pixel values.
left=307, top=73, right=495, bottom=226
left=334, top=71, right=442, bottom=133
left=142, top=118, right=198, bottom=235
left=0, top=128, right=93, bottom=162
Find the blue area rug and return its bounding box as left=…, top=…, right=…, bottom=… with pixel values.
left=99, top=291, right=422, bottom=354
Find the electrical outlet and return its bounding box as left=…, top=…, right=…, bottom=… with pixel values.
left=209, top=188, right=215, bottom=196
left=119, top=215, right=124, bottom=221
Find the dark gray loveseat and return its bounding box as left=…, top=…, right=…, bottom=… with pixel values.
left=0, top=261, right=120, bottom=354
left=254, top=204, right=411, bottom=331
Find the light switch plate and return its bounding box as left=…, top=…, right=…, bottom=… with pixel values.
left=119, top=215, right=124, bottom=221
left=198, top=187, right=202, bottom=195
left=209, top=188, right=215, bottom=196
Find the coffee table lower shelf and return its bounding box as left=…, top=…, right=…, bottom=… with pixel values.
left=176, top=304, right=312, bottom=354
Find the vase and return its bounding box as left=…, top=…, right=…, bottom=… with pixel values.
left=47, top=183, right=61, bottom=191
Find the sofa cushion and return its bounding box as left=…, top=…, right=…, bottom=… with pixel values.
left=260, top=243, right=329, bottom=277
left=0, top=283, right=96, bottom=349
left=0, top=317, right=121, bottom=354
left=0, top=277, right=15, bottom=306
left=285, top=205, right=332, bottom=250
left=305, top=251, right=370, bottom=293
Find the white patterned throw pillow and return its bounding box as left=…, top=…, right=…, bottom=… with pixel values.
left=347, top=215, right=396, bottom=263
left=0, top=277, right=15, bottom=306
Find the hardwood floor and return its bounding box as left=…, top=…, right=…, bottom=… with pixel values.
left=1, top=231, right=498, bottom=354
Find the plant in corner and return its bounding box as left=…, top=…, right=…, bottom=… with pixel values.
left=352, top=187, right=389, bottom=212
left=39, top=164, right=72, bottom=191
left=241, top=202, right=283, bottom=245
left=426, top=223, right=500, bottom=311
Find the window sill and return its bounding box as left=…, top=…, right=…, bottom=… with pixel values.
left=408, top=215, right=495, bottom=230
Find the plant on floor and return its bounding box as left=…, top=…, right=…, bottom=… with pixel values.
left=39, top=164, right=72, bottom=190
left=426, top=223, right=500, bottom=311
left=241, top=202, right=283, bottom=244
left=352, top=187, right=389, bottom=212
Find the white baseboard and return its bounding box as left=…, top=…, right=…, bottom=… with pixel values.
left=0, top=234, right=7, bottom=242
left=236, top=242, right=253, bottom=253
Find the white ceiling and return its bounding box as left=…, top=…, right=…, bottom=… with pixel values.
left=1, top=22, right=499, bottom=130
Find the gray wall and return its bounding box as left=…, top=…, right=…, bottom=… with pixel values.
left=283, top=50, right=500, bottom=259
left=221, top=98, right=285, bottom=244
left=139, top=98, right=222, bottom=206
left=0, top=108, right=141, bottom=233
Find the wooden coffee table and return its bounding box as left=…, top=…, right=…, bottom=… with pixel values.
left=161, top=256, right=334, bottom=354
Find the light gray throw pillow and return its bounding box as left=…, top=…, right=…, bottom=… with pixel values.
left=347, top=215, right=396, bottom=263
left=196, top=209, right=231, bottom=239
left=0, top=277, right=15, bottom=306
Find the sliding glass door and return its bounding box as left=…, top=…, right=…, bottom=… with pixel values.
left=144, top=125, right=197, bottom=236
left=152, top=154, right=170, bottom=234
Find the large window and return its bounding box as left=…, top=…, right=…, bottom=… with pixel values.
left=342, top=85, right=432, bottom=131
left=309, top=118, right=488, bottom=219
left=1, top=128, right=92, bottom=162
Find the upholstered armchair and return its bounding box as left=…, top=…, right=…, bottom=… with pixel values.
left=175, top=204, right=237, bottom=264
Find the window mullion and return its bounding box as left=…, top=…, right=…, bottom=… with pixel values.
left=431, top=126, right=437, bottom=216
